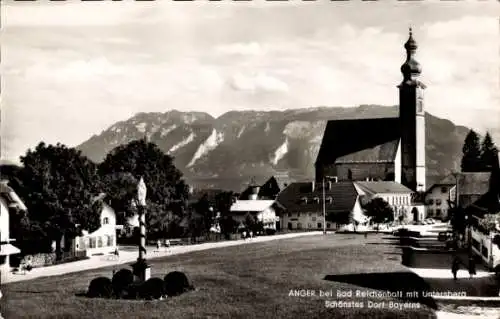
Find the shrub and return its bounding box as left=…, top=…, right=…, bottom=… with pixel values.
left=124, top=282, right=142, bottom=300
left=87, top=277, right=113, bottom=299
left=112, top=269, right=134, bottom=298
left=139, top=278, right=165, bottom=300
left=164, top=271, right=194, bottom=297
left=265, top=228, right=276, bottom=236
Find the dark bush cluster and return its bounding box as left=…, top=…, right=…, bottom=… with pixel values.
left=86, top=270, right=194, bottom=300
left=164, top=271, right=195, bottom=297
left=87, top=277, right=113, bottom=299
left=112, top=269, right=134, bottom=299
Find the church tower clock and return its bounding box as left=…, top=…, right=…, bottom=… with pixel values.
left=398, top=28, right=426, bottom=192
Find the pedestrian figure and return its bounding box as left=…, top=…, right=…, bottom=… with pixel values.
left=468, top=257, right=476, bottom=279
left=165, top=239, right=171, bottom=254
left=242, top=231, right=247, bottom=240
left=114, top=247, right=120, bottom=260
left=249, top=231, right=253, bottom=239
left=364, top=232, right=368, bottom=239
left=156, top=240, right=161, bottom=252
left=451, top=258, right=460, bottom=280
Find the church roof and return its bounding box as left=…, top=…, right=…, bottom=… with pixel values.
left=316, top=117, right=401, bottom=165
left=276, top=181, right=358, bottom=214
left=355, top=181, right=414, bottom=195
left=335, top=139, right=400, bottom=164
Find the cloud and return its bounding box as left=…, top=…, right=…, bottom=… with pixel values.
left=27, top=57, right=126, bottom=81
left=229, top=73, right=289, bottom=93
left=2, top=2, right=498, bottom=163
left=215, top=42, right=264, bottom=56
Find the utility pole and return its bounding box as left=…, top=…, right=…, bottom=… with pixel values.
left=322, top=178, right=326, bottom=235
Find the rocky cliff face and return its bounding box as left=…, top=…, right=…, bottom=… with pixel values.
left=77, top=105, right=470, bottom=191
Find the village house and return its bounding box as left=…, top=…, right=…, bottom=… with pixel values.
left=276, top=180, right=365, bottom=231
left=315, top=29, right=426, bottom=194
left=354, top=181, right=417, bottom=222
left=240, top=173, right=295, bottom=201
left=424, top=176, right=456, bottom=220
left=72, top=193, right=117, bottom=256
left=466, top=186, right=500, bottom=271
left=229, top=200, right=280, bottom=231
left=0, top=181, right=23, bottom=280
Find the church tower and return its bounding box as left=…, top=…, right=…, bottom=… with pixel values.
left=398, top=28, right=426, bottom=192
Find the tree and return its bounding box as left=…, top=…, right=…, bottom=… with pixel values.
left=214, top=191, right=238, bottom=237
left=326, top=211, right=350, bottom=225
left=448, top=204, right=467, bottom=235
left=219, top=216, right=238, bottom=237
left=194, top=194, right=214, bottom=234
left=480, top=132, right=500, bottom=171
left=99, top=172, right=139, bottom=225
left=99, top=139, right=190, bottom=233
left=214, top=191, right=235, bottom=217
left=363, top=197, right=394, bottom=230
left=461, top=130, right=482, bottom=172
left=244, top=213, right=257, bottom=231
left=18, top=142, right=101, bottom=257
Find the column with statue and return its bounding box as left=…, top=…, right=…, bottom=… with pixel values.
left=131, top=176, right=151, bottom=282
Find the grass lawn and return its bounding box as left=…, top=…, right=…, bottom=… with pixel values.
left=2, top=234, right=444, bottom=319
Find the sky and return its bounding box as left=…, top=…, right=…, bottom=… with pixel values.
left=1, top=0, right=499, bottom=164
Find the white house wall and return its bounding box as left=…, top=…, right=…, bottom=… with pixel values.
left=0, top=199, right=9, bottom=244
left=74, top=204, right=117, bottom=256
left=394, top=140, right=402, bottom=184
left=470, top=228, right=500, bottom=270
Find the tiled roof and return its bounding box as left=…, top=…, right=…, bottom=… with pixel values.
left=230, top=200, right=275, bottom=212
left=335, top=139, right=399, bottom=163
left=0, top=181, right=27, bottom=211
left=273, top=175, right=294, bottom=190
left=316, top=117, right=400, bottom=165
left=276, top=181, right=358, bottom=214
left=354, top=181, right=414, bottom=195
left=240, top=175, right=295, bottom=200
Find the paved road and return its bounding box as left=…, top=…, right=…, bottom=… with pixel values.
left=2, top=231, right=322, bottom=284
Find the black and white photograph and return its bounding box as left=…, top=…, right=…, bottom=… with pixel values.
left=1, top=1, right=499, bottom=318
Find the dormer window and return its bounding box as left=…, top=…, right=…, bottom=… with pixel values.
left=301, top=197, right=308, bottom=204
left=314, top=197, right=320, bottom=204
left=326, top=196, right=333, bottom=204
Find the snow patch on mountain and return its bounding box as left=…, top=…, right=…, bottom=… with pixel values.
left=168, top=132, right=195, bottom=153
left=136, top=122, right=147, bottom=133
left=160, top=125, right=177, bottom=137
left=237, top=126, right=245, bottom=138
left=271, top=138, right=289, bottom=165
left=187, top=129, right=224, bottom=167
left=264, top=122, right=271, bottom=133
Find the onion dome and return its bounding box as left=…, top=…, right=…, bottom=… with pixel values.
left=401, top=27, right=422, bottom=80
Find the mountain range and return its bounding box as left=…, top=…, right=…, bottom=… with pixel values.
left=77, top=105, right=470, bottom=191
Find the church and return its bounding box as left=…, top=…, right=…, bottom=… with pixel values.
left=315, top=29, right=426, bottom=193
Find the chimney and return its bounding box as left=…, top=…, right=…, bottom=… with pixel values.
left=311, top=182, right=315, bottom=192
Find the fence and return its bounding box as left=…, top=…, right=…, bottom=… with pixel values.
left=17, top=250, right=88, bottom=269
